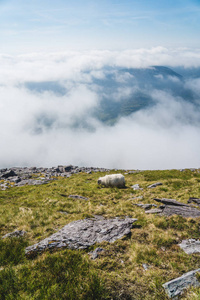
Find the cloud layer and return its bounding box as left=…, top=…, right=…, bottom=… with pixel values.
left=1, top=48, right=200, bottom=169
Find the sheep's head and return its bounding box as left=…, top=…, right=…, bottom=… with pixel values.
left=97, top=178, right=102, bottom=185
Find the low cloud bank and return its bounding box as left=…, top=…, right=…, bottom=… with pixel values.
left=0, top=48, right=200, bottom=169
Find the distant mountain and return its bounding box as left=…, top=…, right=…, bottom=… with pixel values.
left=24, top=65, right=200, bottom=129
left=91, top=66, right=196, bottom=124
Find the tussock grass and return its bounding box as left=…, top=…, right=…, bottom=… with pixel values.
left=0, top=169, right=200, bottom=299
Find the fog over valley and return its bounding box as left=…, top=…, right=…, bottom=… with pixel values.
left=1, top=48, right=200, bottom=169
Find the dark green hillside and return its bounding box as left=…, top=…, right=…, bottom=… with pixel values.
left=0, top=168, right=200, bottom=299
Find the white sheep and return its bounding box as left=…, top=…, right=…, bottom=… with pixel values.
left=97, top=174, right=125, bottom=188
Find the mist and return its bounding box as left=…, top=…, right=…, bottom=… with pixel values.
left=1, top=48, right=200, bottom=170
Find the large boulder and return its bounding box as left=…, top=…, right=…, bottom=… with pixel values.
left=25, top=217, right=137, bottom=257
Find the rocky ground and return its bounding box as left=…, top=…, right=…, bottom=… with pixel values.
left=1, top=166, right=200, bottom=299
left=0, top=165, right=110, bottom=190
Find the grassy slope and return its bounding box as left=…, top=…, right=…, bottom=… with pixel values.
left=0, top=169, right=200, bottom=299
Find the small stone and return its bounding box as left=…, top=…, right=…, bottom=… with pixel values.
left=163, top=269, right=200, bottom=298
left=147, top=182, right=163, bottom=188
left=131, top=196, right=144, bottom=200
left=68, top=195, right=88, bottom=200
left=2, top=230, right=27, bottom=239
left=143, top=263, right=150, bottom=270
left=179, top=239, right=200, bottom=254
left=89, top=247, right=104, bottom=259
left=131, top=184, right=143, bottom=191
left=145, top=209, right=163, bottom=214
left=133, top=203, right=157, bottom=210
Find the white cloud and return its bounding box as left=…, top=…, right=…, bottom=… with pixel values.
left=0, top=48, right=200, bottom=169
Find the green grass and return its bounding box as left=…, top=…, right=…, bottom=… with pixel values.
left=0, top=169, right=200, bottom=299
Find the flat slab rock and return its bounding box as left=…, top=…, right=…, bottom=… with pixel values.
left=25, top=217, right=137, bottom=257
left=163, top=268, right=200, bottom=298
left=145, top=208, right=163, bottom=214
left=2, top=230, right=27, bottom=239
left=161, top=205, right=200, bottom=218
left=179, top=239, right=200, bottom=254
left=154, top=198, right=190, bottom=207
left=147, top=182, right=162, bottom=188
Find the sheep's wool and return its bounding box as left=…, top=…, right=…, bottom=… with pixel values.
left=98, top=174, right=125, bottom=188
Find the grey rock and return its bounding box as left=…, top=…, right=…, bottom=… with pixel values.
left=89, top=247, right=104, bottom=259
left=16, top=179, right=49, bottom=186
left=2, top=230, right=27, bottom=239
left=133, top=203, right=157, bottom=210
left=9, top=176, right=21, bottom=183
left=25, top=217, right=137, bottom=257
left=147, top=182, right=163, bottom=188
left=188, top=198, right=200, bottom=206
left=1, top=170, right=17, bottom=179
left=163, top=268, right=200, bottom=298
left=142, top=263, right=151, bottom=270
left=69, top=195, right=88, bottom=200
left=179, top=239, right=200, bottom=254
left=154, top=198, right=190, bottom=207
left=145, top=208, right=163, bottom=214
left=131, top=196, right=144, bottom=200
left=159, top=205, right=166, bottom=209
left=131, top=184, right=143, bottom=191
left=58, top=211, right=69, bottom=215
left=161, top=205, right=200, bottom=218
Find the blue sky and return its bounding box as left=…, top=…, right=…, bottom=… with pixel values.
left=0, top=0, right=200, bottom=53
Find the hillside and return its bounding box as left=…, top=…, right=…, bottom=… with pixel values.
left=0, top=166, right=200, bottom=299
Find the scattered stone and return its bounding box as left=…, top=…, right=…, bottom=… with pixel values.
left=147, top=182, right=163, bottom=188
left=154, top=198, right=190, bottom=207
left=179, top=239, right=200, bottom=254
left=69, top=195, right=88, bottom=200
left=188, top=198, right=200, bottom=206
left=25, top=217, right=137, bottom=257
left=16, top=179, right=49, bottom=186
left=142, top=263, right=151, bottom=270
left=89, top=247, right=104, bottom=259
left=131, top=196, right=144, bottom=200
left=58, top=211, right=69, bottom=215
left=9, top=176, right=21, bottom=183
left=162, top=268, right=200, bottom=298
left=0, top=165, right=111, bottom=189
left=131, top=184, right=143, bottom=191
left=145, top=208, right=163, bottom=214
left=2, top=230, right=27, bottom=239
left=133, top=203, right=157, bottom=210
left=0, top=170, right=17, bottom=179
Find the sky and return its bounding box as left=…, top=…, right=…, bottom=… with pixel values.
left=0, top=0, right=200, bottom=53
left=1, top=1, right=200, bottom=169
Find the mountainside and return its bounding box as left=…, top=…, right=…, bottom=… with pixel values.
left=24, top=65, right=200, bottom=127
left=0, top=166, right=200, bottom=299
